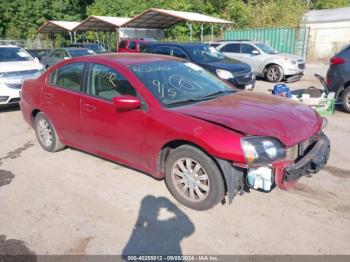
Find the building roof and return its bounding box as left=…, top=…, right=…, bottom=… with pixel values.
left=36, top=21, right=80, bottom=34
left=303, top=7, right=350, bottom=24
left=73, top=16, right=131, bottom=32
left=122, top=8, right=233, bottom=29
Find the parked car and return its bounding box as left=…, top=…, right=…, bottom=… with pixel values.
left=68, top=43, right=107, bottom=54
left=143, top=42, right=255, bottom=90
left=0, top=45, right=44, bottom=107
left=118, top=38, right=157, bottom=53
left=26, top=48, right=52, bottom=62
left=212, top=40, right=305, bottom=83
left=41, top=48, right=95, bottom=68
left=20, top=53, right=330, bottom=211
left=326, top=44, right=350, bottom=112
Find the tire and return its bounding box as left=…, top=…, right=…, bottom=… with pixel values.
left=34, top=112, right=65, bottom=152
left=165, top=145, right=225, bottom=211
left=266, top=65, right=284, bottom=83
left=341, top=87, right=350, bottom=113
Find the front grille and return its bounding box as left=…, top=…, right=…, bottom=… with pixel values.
left=0, top=96, right=9, bottom=102
left=8, top=98, right=20, bottom=103
left=6, top=83, right=22, bottom=89
left=235, top=71, right=254, bottom=85
left=4, top=69, right=40, bottom=78
left=298, top=63, right=305, bottom=69
left=286, top=135, right=319, bottom=162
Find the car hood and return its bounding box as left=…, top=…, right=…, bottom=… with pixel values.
left=278, top=53, right=304, bottom=61
left=0, top=61, right=44, bottom=73
left=173, top=91, right=322, bottom=147
left=200, top=58, right=251, bottom=73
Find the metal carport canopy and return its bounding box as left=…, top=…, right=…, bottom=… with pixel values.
left=36, top=21, right=80, bottom=34
left=73, top=16, right=131, bottom=32
left=121, top=8, right=233, bottom=29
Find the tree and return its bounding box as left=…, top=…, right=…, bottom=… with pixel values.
left=312, top=0, right=350, bottom=9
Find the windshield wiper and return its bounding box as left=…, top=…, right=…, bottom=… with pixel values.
left=199, top=90, right=235, bottom=99
left=166, top=90, right=235, bottom=107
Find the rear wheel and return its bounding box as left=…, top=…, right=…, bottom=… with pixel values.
left=341, top=87, right=350, bottom=113
left=266, top=65, right=283, bottom=83
left=165, top=145, right=225, bottom=211
left=34, top=112, right=65, bottom=152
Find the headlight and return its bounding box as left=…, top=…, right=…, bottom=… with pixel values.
left=216, top=69, right=234, bottom=80
left=241, top=137, right=286, bottom=166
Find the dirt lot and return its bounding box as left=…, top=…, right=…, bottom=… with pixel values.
left=0, top=63, right=349, bottom=256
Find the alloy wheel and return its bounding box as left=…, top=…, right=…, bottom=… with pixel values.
left=37, top=118, right=53, bottom=147
left=171, top=158, right=210, bottom=202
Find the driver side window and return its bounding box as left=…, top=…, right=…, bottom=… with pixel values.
left=87, top=64, right=137, bottom=100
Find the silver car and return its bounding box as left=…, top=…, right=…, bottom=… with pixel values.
left=41, top=48, right=95, bottom=68
left=213, top=41, right=305, bottom=83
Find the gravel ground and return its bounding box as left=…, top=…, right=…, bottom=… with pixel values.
left=0, top=63, right=349, bottom=257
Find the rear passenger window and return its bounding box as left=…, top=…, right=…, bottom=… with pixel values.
left=241, top=44, right=257, bottom=54
left=87, top=64, right=137, bottom=100
left=221, top=43, right=240, bottom=53
left=172, top=47, right=188, bottom=59
left=49, top=63, right=84, bottom=92
left=155, top=46, right=171, bottom=55
left=129, top=41, right=136, bottom=50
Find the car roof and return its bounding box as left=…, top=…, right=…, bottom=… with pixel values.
left=220, top=40, right=261, bottom=44
left=76, top=53, right=181, bottom=66
left=0, top=45, right=20, bottom=48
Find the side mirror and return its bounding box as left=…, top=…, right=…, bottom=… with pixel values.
left=63, top=56, right=70, bottom=60
left=252, top=50, right=260, bottom=55
left=34, top=57, right=40, bottom=63
left=112, top=95, right=141, bottom=111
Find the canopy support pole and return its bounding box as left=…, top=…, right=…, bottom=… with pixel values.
left=186, top=22, right=192, bottom=42
left=211, top=25, right=214, bottom=42
left=116, top=28, right=120, bottom=52
left=73, top=31, right=77, bottom=43
left=200, top=24, right=204, bottom=42
left=69, top=32, right=73, bottom=43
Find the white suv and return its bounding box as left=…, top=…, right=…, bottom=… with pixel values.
left=212, top=41, right=305, bottom=83
left=0, top=45, right=44, bottom=107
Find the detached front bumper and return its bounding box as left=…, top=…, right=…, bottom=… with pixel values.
left=217, top=133, right=330, bottom=203
left=274, top=133, right=330, bottom=189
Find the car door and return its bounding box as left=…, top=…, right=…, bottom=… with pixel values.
left=239, top=44, right=261, bottom=73
left=80, top=62, right=148, bottom=167
left=220, top=43, right=242, bottom=60
left=41, top=62, right=85, bottom=147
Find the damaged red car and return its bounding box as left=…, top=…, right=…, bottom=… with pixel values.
left=20, top=53, right=330, bottom=210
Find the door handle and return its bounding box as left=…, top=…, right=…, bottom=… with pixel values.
left=83, top=103, right=96, bottom=112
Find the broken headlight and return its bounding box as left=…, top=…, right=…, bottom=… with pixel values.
left=241, top=137, right=286, bottom=166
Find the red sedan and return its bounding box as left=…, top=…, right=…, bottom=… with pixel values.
left=20, top=53, right=330, bottom=210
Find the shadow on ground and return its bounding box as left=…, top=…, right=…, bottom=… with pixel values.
left=0, top=235, right=37, bottom=262
left=122, top=195, right=195, bottom=256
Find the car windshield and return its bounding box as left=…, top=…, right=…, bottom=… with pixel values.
left=0, top=47, right=33, bottom=62
left=129, top=61, right=235, bottom=107
left=185, top=45, right=226, bottom=63
left=255, top=43, right=278, bottom=54
left=68, top=49, right=94, bottom=57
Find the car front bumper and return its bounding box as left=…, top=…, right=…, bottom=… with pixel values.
left=284, top=63, right=305, bottom=76
left=274, top=132, right=330, bottom=189
left=0, top=82, right=21, bottom=105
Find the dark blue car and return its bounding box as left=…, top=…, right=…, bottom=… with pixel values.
left=142, top=43, right=256, bottom=90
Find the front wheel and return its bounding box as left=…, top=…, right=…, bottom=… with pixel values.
left=165, top=145, right=225, bottom=211
left=341, top=87, right=350, bottom=113
left=266, top=65, right=283, bottom=83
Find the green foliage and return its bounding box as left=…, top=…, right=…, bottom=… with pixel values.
left=312, top=0, right=350, bottom=9
left=0, top=0, right=349, bottom=42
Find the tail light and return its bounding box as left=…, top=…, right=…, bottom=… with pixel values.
left=330, top=57, right=345, bottom=65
